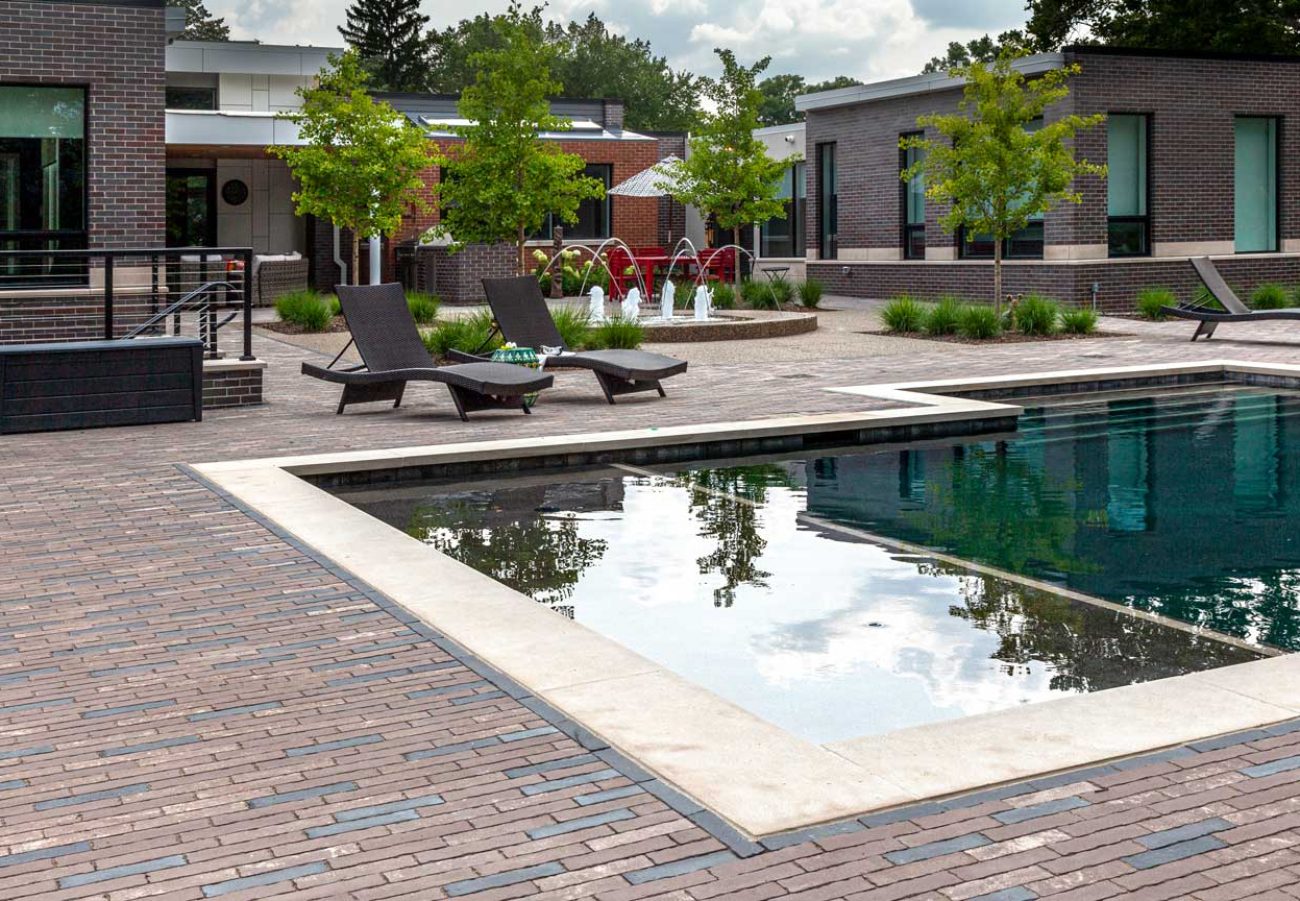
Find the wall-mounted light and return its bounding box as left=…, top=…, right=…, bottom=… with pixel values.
left=783, top=134, right=796, bottom=144
left=841, top=266, right=851, bottom=276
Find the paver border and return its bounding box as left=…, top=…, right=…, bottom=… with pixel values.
left=190, top=359, right=1300, bottom=840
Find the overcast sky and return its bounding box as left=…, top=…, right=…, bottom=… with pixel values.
left=208, top=0, right=1029, bottom=83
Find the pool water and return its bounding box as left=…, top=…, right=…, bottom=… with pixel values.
left=337, top=386, right=1293, bottom=744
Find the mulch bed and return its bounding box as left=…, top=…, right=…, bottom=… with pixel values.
left=862, top=329, right=1130, bottom=344
left=259, top=317, right=351, bottom=335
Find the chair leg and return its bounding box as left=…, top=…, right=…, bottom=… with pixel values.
left=392, top=383, right=407, bottom=408
left=1192, top=320, right=1217, bottom=342
left=656, top=383, right=667, bottom=398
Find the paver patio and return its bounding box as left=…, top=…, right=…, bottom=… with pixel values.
left=4, top=300, right=1300, bottom=900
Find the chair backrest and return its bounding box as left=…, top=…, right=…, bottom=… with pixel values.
left=481, top=276, right=568, bottom=351
left=1191, top=257, right=1250, bottom=315
left=336, top=283, right=432, bottom=372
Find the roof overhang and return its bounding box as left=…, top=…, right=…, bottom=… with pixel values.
left=166, top=40, right=341, bottom=77
left=166, top=110, right=302, bottom=146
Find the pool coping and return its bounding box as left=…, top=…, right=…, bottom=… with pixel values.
left=190, top=359, right=1300, bottom=840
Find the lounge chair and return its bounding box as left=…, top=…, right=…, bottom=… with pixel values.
left=302, top=283, right=553, bottom=421
left=1164, top=257, right=1300, bottom=341
left=459, top=276, right=687, bottom=404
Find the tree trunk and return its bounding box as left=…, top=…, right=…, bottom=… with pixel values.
left=518, top=227, right=528, bottom=278
left=993, top=238, right=1003, bottom=317
left=351, top=232, right=360, bottom=286
left=732, top=224, right=742, bottom=289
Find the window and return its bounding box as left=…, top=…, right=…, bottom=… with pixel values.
left=759, top=161, right=806, bottom=258
left=165, top=86, right=217, bottom=111
left=1235, top=117, right=1279, bottom=253
left=956, top=118, right=1044, bottom=260
left=1107, top=114, right=1149, bottom=257
left=901, top=133, right=925, bottom=259
left=535, top=164, right=612, bottom=240
left=0, top=85, right=87, bottom=286
left=817, top=143, right=837, bottom=259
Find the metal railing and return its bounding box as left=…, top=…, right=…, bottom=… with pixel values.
left=0, top=246, right=255, bottom=361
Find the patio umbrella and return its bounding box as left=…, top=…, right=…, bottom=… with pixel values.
left=608, top=155, right=685, bottom=197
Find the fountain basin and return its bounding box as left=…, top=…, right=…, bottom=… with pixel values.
left=636, top=309, right=817, bottom=343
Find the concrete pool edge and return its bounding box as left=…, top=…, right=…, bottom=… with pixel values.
left=190, top=359, right=1300, bottom=840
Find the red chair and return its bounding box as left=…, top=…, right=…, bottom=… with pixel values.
left=699, top=247, right=736, bottom=285
left=607, top=247, right=634, bottom=298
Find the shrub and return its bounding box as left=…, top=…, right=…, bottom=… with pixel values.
left=275, top=290, right=333, bottom=331
left=958, top=304, right=1003, bottom=339
left=421, top=310, right=501, bottom=359
left=1136, top=287, right=1176, bottom=320
left=740, top=278, right=777, bottom=310
left=587, top=316, right=644, bottom=350
left=1061, top=307, right=1098, bottom=334
left=1251, top=282, right=1289, bottom=310
left=881, top=295, right=926, bottom=333
left=797, top=278, right=824, bottom=309
left=1011, top=294, right=1061, bottom=336
left=550, top=306, right=592, bottom=349
left=768, top=274, right=795, bottom=306
left=407, top=291, right=440, bottom=324
left=710, top=282, right=736, bottom=310
left=924, top=296, right=962, bottom=336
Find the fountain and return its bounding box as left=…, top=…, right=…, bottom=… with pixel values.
left=587, top=285, right=606, bottom=324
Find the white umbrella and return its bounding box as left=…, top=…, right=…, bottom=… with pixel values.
left=608, top=155, right=685, bottom=197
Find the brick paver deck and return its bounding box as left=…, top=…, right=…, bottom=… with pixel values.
left=4, top=307, right=1300, bottom=899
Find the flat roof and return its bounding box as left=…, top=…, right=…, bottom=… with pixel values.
left=166, top=40, right=342, bottom=77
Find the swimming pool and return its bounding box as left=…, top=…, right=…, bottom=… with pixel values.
left=338, top=385, right=1293, bottom=744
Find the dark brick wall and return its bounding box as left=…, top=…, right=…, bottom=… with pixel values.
left=0, top=0, right=166, bottom=249
left=653, top=133, right=689, bottom=248
left=203, top=366, right=263, bottom=408
left=414, top=244, right=517, bottom=304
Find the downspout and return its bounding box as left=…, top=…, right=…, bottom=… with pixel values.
left=333, top=224, right=349, bottom=287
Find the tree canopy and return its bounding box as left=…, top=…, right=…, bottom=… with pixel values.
left=338, top=0, right=432, bottom=92
left=176, top=0, right=228, bottom=41
left=922, top=31, right=1030, bottom=74
left=1026, top=0, right=1300, bottom=54
left=756, top=74, right=860, bottom=126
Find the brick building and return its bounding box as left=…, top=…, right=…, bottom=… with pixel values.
left=792, top=47, right=1300, bottom=311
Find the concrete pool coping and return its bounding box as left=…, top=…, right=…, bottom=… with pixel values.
left=191, top=359, right=1300, bottom=840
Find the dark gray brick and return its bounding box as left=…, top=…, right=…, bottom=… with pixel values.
left=82, top=700, right=175, bottom=720
left=624, top=850, right=737, bottom=884
left=993, top=796, right=1090, bottom=824
left=335, top=793, right=444, bottom=821
left=202, top=861, right=328, bottom=896
left=188, top=701, right=282, bottom=722
left=59, top=854, right=188, bottom=888
left=526, top=808, right=636, bottom=839
left=0, top=841, right=91, bottom=868
left=305, top=809, right=419, bottom=837
left=885, top=832, right=992, bottom=864
left=505, top=753, right=598, bottom=779
left=520, top=768, right=620, bottom=796
left=1137, top=817, right=1231, bottom=849
left=248, top=780, right=357, bottom=808
left=444, top=862, right=565, bottom=896
left=35, top=782, right=151, bottom=810
left=285, top=734, right=383, bottom=757
left=1123, top=835, right=1227, bottom=869
left=1241, top=755, right=1300, bottom=778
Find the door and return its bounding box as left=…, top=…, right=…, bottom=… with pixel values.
left=166, top=169, right=216, bottom=248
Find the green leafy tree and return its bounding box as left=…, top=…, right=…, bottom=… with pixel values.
left=757, top=74, right=861, bottom=126
left=271, top=50, right=436, bottom=284
left=434, top=7, right=605, bottom=275
left=922, top=31, right=1030, bottom=74
left=900, top=52, right=1104, bottom=311
left=1027, top=0, right=1300, bottom=54
left=177, top=0, right=229, bottom=41
left=663, top=50, right=793, bottom=277
left=338, top=0, right=432, bottom=92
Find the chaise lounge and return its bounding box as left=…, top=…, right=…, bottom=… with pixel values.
left=302, top=283, right=553, bottom=421
left=1164, top=257, right=1300, bottom=341
left=458, top=276, right=688, bottom=404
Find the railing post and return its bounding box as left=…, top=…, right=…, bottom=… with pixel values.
left=240, top=248, right=253, bottom=361
left=103, top=253, right=114, bottom=340
left=206, top=293, right=217, bottom=360
left=150, top=253, right=159, bottom=330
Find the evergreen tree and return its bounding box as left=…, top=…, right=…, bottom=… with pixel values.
left=338, top=0, right=432, bottom=93
left=177, top=0, right=229, bottom=41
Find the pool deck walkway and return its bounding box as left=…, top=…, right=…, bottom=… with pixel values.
left=4, top=301, right=1300, bottom=900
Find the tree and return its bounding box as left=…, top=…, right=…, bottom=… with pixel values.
left=433, top=6, right=605, bottom=275
left=271, top=50, right=436, bottom=284
left=922, top=31, right=1030, bottom=74
left=1027, top=0, right=1300, bottom=54
left=757, top=74, right=861, bottom=126
left=176, top=0, right=228, bottom=41
left=900, top=51, right=1104, bottom=311
left=338, top=0, right=431, bottom=92
left=663, top=50, right=793, bottom=278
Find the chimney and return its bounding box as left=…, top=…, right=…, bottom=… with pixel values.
left=602, top=98, right=625, bottom=130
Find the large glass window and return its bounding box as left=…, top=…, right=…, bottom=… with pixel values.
left=0, top=85, right=87, bottom=286
left=817, top=143, right=837, bottom=259
left=1107, top=114, right=1149, bottom=257
left=165, top=86, right=217, bottom=111
left=901, top=134, right=925, bottom=259
left=1235, top=117, right=1279, bottom=253
left=536, top=164, right=612, bottom=241
left=759, top=161, right=806, bottom=258
left=957, top=119, right=1044, bottom=260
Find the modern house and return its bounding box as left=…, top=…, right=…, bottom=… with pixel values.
left=789, top=47, right=1300, bottom=310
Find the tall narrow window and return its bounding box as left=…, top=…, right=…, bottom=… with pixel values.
left=759, top=161, right=805, bottom=258
left=0, top=85, right=87, bottom=286
left=901, top=133, right=925, bottom=259
left=1235, top=117, right=1279, bottom=253
left=958, top=119, right=1044, bottom=260
left=817, top=143, right=837, bottom=260
left=1107, top=114, right=1149, bottom=257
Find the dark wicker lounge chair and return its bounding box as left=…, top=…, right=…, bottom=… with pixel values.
left=302, top=283, right=553, bottom=421
left=1164, top=257, right=1300, bottom=341
left=464, top=276, right=687, bottom=404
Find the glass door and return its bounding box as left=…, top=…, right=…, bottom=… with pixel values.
left=166, top=169, right=216, bottom=248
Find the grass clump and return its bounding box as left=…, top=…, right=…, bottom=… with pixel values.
left=422, top=310, right=501, bottom=359
left=406, top=291, right=440, bottom=324
left=740, top=278, right=777, bottom=310
left=798, top=278, right=824, bottom=309
left=710, top=282, right=736, bottom=310
left=275, top=289, right=333, bottom=331
left=1061, top=307, right=1099, bottom=334
left=924, top=296, right=962, bottom=336
left=1136, top=287, right=1176, bottom=320
left=958, top=304, right=1003, bottom=339
left=1011, top=294, right=1061, bottom=336
left=1251, top=282, right=1290, bottom=310
left=549, top=306, right=592, bottom=349
left=588, top=316, right=644, bottom=350
left=881, top=295, right=927, bottom=333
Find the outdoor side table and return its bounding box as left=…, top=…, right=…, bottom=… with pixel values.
left=490, top=345, right=542, bottom=409
left=761, top=266, right=791, bottom=306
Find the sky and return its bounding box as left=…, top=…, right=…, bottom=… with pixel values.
left=207, top=0, right=1030, bottom=84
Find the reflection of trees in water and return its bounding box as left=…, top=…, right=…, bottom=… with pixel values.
left=908, top=444, right=1100, bottom=579
left=680, top=465, right=795, bottom=608
left=1140, top=570, right=1300, bottom=653
left=918, top=559, right=1261, bottom=691
left=406, top=497, right=609, bottom=610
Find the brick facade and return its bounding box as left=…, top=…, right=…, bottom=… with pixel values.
left=804, top=48, right=1300, bottom=307
left=653, top=133, right=689, bottom=248
left=202, top=363, right=264, bottom=408
left=0, top=0, right=166, bottom=249
left=413, top=243, right=517, bottom=304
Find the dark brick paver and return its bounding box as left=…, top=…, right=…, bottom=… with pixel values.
left=3, top=312, right=1300, bottom=898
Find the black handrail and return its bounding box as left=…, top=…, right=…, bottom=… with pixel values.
left=123, top=280, right=240, bottom=359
